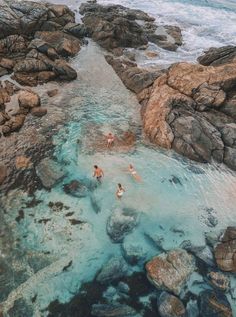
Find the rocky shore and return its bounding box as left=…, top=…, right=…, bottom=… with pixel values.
left=0, top=1, right=236, bottom=317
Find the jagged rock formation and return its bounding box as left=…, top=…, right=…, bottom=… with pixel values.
left=198, top=46, right=236, bottom=66
left=0, top=1, right=83, bottom=86
left=80, top=2, right=182, bottom=52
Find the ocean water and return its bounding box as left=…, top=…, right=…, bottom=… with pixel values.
left=1, top=0, right=236, bottom=316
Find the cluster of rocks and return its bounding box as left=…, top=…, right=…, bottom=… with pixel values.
left=0, top=1, right=84, bottom=86
left=47, top=226, right=236, bottom=317
left=79, top=2, right=182, bottom=53
left=105, top=47, right=236, bottom=170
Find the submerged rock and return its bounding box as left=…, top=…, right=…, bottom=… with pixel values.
left=63, top=180, right=89, bottom=198
left=7, top=298, right=33, bottom=317
left=157, top=292, right=186, bottom=317
left=207, top=271, right=230, bottom=292
left=122, top=240, right=147, bottom=265
left=214, top=226, right=236, bottom=272
left=107, top=208, right=139, bottom=243
left=91, top=303, right=137, bottom=317
left=198, top=290, right=232, bottom=317
left=96, top=257, right=128, bottom=284
left=146, top=249, right=195, bottom=295
left=36, top=158, right=66, bottom=189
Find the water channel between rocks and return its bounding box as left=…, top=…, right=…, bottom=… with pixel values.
left=1, top=40, right=236, bottom=316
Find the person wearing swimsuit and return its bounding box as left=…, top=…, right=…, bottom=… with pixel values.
left=107, top=132, right=115, bottom=148
left=116, top=183, right=125, bottom=199
left=93, top=165, right=104, bottom=183
left=128, top=164, right=141, bottom=182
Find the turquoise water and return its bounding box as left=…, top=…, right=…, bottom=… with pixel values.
left=1, top=41, right=236, bottom=315
left=1, top=0, right=236, bottom=315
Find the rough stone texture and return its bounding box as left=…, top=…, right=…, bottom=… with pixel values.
left=0, top=164, right=7, bottom=185
left=80, top=2, right=182, bottom=52
left=18, top=90, right=40, bottom=109
left=107, top=208, right=138, bottom=243
left=141, top=62, right=236, bottom=169
left=30, top=107, right=47, bottom=117
left=198, top=290, right=232, bottom=317
left=96, top=257, right=128, bottom=284
left=198, top=46, right=236, bottom=66
left=208, top=271, right=230, bottom=292
left=36, top=158, right=66, bottom=189
left=91, top=303, right=137, bottom=317
left=157, top=292, right=186, bottom=317
left=146, top=249, right=195, bottom=295
left=105, top=55, right=163, bottom=94
left=63, top=180, right=89, bottom=198
left=214, top=227, right=236, bottom=272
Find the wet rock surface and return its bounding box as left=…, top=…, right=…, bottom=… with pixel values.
left=157, top=292, right=186, bottom=317
left=80, top=2, right=182, bottom=52
left=146, top=249, right=196, bottom=295
left=198, top=46, right=236, bottom=66
left=214, top=226, right=236, bottom=272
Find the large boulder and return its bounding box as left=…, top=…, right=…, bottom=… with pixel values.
left=146, top=249, right=195, bottom=295
left=214, top=227, right=236, bottom=272
left=198, top=46, right=236, bottom=66
left=36, top=158, right=66, bottom=189
left=63, top=180, right=89, bottom=198
left=141, top=62, right=236, bottom=169
left=157, top=292, right=186, bottom=317
left=198, top=290, right=232, bottom=317
left=107, top=208, right=139, bottom=243
left=18, top=90, right=40, bottom=109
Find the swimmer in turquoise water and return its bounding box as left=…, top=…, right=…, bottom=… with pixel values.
left=93, top=165, right=104, bottom=183
left=116, top=183, right=125, bottom=199
left=128, top=164, right=142, bottom=182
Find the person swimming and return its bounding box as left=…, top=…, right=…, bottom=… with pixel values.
left=93, top=165, right=104, bottom=183
left=116, top=183, right=125, bottom=199
left=128, top=164, right=141, bottom=182
left=107, top=132, right=115, bottom=148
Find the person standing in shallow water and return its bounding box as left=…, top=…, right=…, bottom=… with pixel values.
left=128, top=164, right=142, bottom=182
left=93, top=165, right=104, bottom=183
left=107, top=132, right=115, bottom=148
left=116, top=183, right=125, bottom=199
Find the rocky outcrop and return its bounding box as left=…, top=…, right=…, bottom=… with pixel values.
left=91, top=303, right=137, bottom=317
left=198, top=46, right=236, bottom=66
left=63, top=180, right=89, bottom=198
left=140, top=62, right=236, bottom=169
left=0, top=1, right=82, bottom=86
left=198, top=290, right=232, bottom=317
left=105, top=55, right=163, bottom=94
left=146, top=249, right=195, bottom=295
left=207, top=271, right=230, bottom=292
left=157, top=292, right=186, bottom=317
left=214, top=226, right=236, bottom=272
left=80, top=2, right=182, bottom=52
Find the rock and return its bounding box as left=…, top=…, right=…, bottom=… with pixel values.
left=141, top=61, right=236, bottom=168
left=146, top=51, right=159, bottom=58
left=205, top=231, right=223, bottom=248
left=2, top=114, right=25, bottom=135
left=187, top=245, right=215, bottom=267
left=96, top=257, right=128, bottom=284
left=208, top=271, right=230, bottom=292
left=15, top=156, right=32, bottom=169
left=105, top=55, right=163, bottom=94
left=30, top=107, right=47, bottom=117
left=36, top=158, right=66, bottom=189
left=47, top=89, right=58, bottom=97
left=18, top=90, right=40, bottom=109
left=0, top=1, right=75, bottom=39
left=64, top=22, right=88, bottom=38
left=107, top=208, right=139, bottom=243
left=7, top=298, right=33, bottom=317
left=35, top=31, right=81, bottom=57
left=214, top=227, right=236, bottom=272
left=198, top=46, right=236, bottom=66
left=221, top=123, right=236, bottom=147
left=122, top=240, right=147, bottom=265
left=221, top=95, right=236, bottom=120
left=185, top=300, right=199, bottom=317
left=63, top=180, right=89, bottom=198
left=146, top=249, right=195, bottom=295
left=0, top=165, right=7, bottom=185
left=198, top=290, right=232, bottom=317
left=91, top=303, right=137, bottom=317
left=80, top=3, right=181, bottom=52
left=157, top=292, right=186, bottom=317
left=224, top=146, right=236, bottom=170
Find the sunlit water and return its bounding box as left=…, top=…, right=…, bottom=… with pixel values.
left=1, top=0, right=236, bottom=315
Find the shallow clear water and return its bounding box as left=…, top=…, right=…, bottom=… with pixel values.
left=1, top=0, right=236, bottom=315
